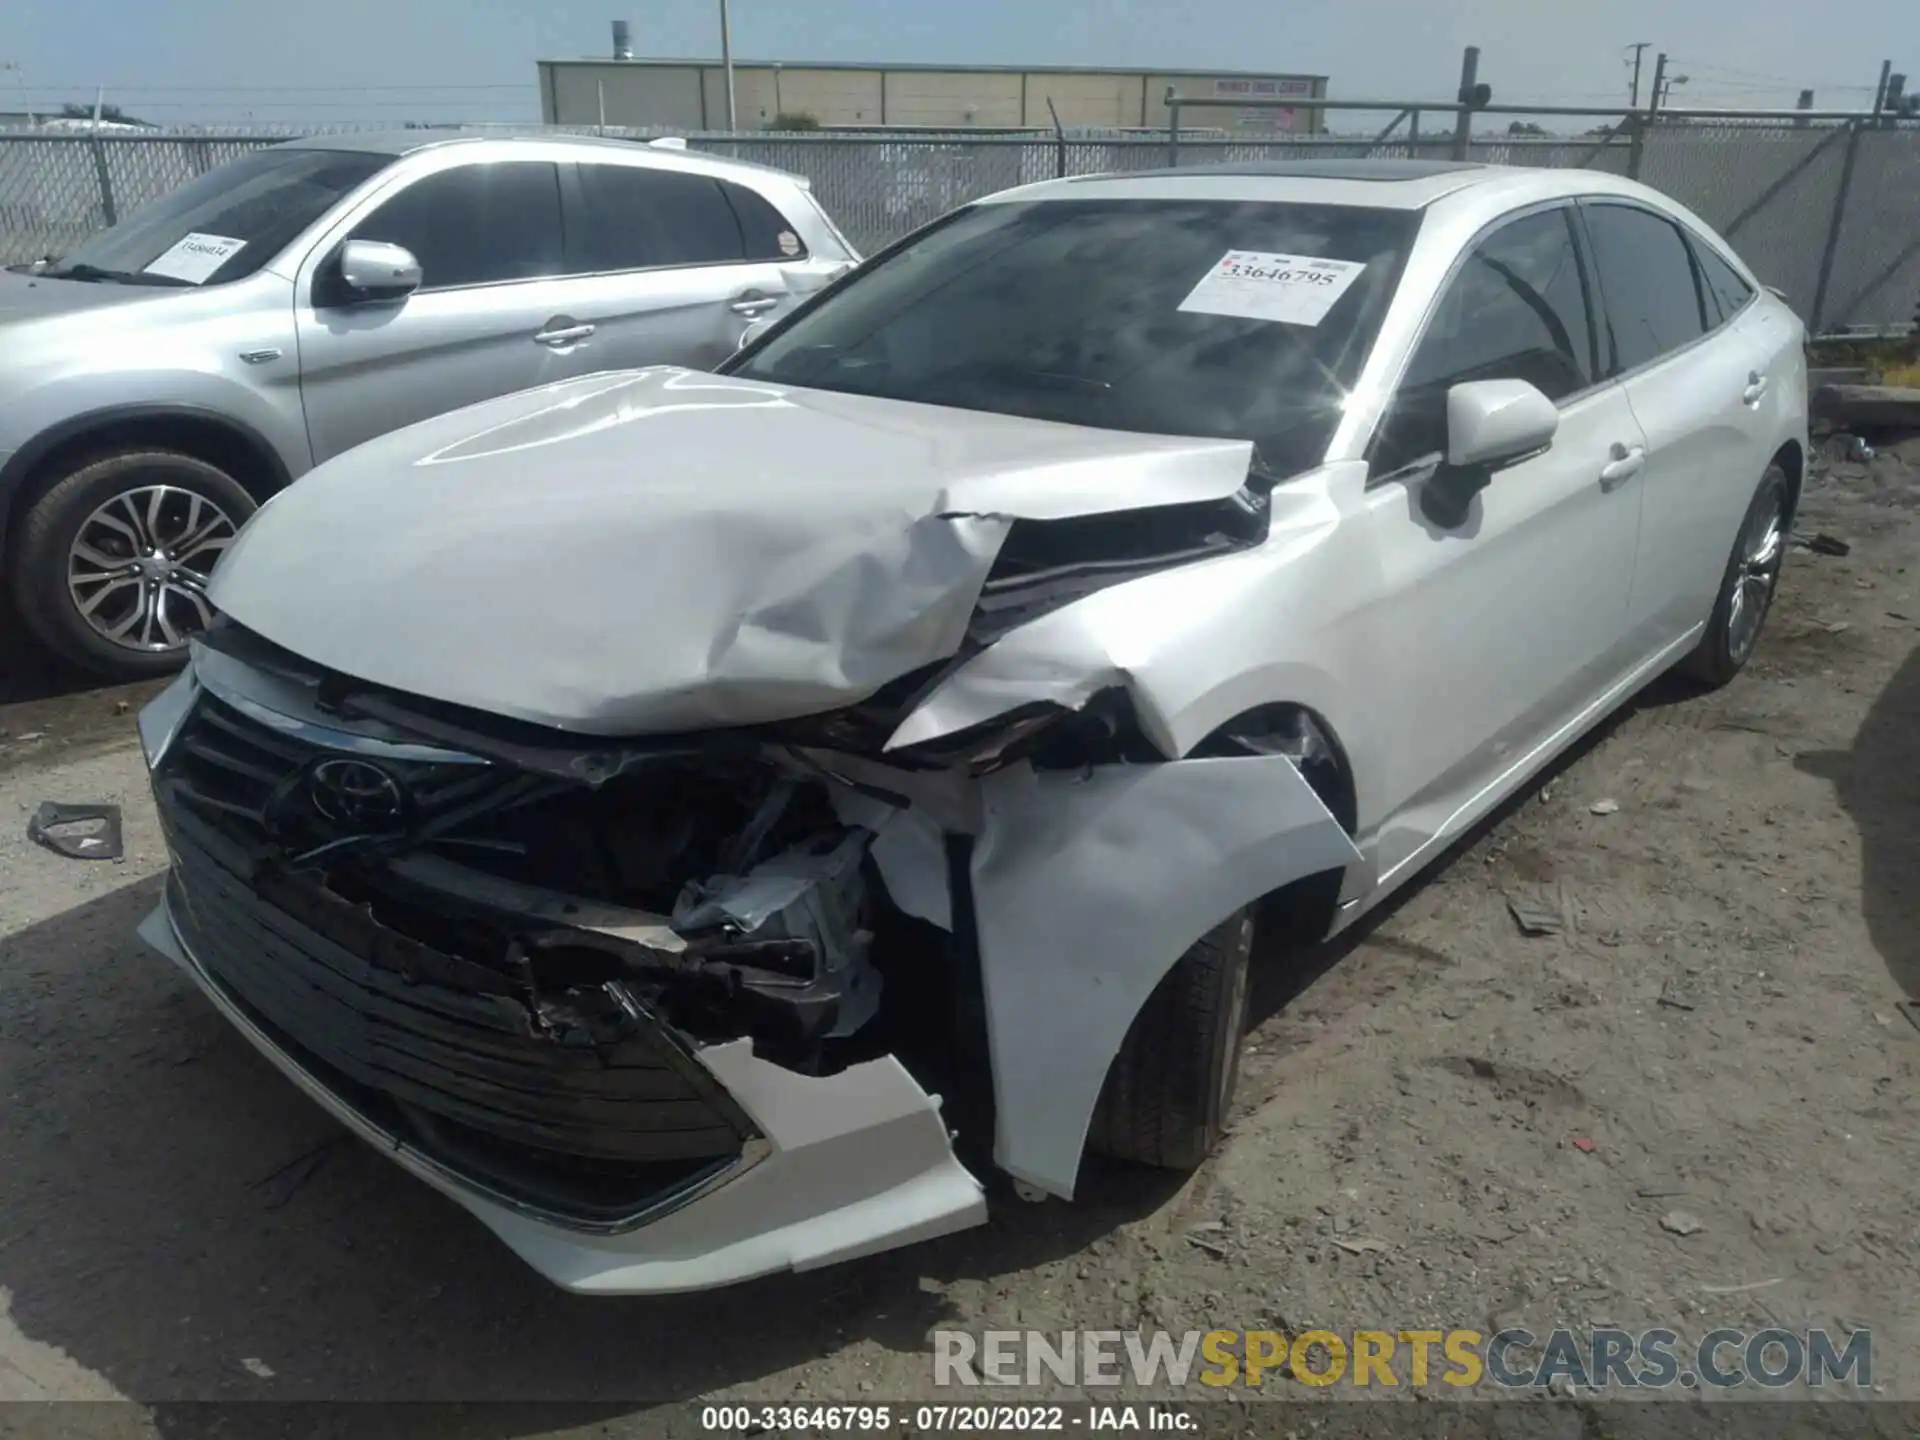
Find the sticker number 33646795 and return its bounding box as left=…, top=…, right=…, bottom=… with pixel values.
left=1177, top=249, right=1367, bottom=327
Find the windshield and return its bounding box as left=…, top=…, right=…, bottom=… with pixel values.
left=730, top=197, right=1420, bottom=478
left=45, top=147, right=392, bottom=288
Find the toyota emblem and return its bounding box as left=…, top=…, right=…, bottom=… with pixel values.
left=307, top=757, right=410, bottom=832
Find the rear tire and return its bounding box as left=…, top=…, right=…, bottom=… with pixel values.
left=1086, top=908, right=1255, bottom=1170
left=1680, top=461, right=1789, bottom=689
left=8, top=449, right=255, bottom=680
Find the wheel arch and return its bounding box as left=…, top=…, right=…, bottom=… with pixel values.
left=1188, top=701, right=1360, bottom=837
left=1771, top=437, right=1804, bottom=526
left=1, top=405, right=293, bottom=561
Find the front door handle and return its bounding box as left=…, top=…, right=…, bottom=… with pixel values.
left=534, top=319, right=595, bottom=346
left=1599, top=442, right=1647, bottom=490
left=1743, top=370, right=1769, bottom=406
left=730, top=293, right=780, bottom=317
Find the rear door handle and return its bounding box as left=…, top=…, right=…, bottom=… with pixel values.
left=1599, top=442, right=1646, bottom=489
left=534, top=320, right=594, bottom=346
left=1743, top=370, right=1769, bottom=405
left=730, top=294, right=780, bottom=317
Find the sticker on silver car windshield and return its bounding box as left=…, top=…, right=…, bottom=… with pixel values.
left=777, top=230, right=801, bottom=256
left=1177, top=250, right=1366, bottom=326
left=143, top=232, right=247, bottom=284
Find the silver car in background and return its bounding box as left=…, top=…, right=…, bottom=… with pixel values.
left=0, top=130, right=857, bottom=678
left=136, top=160, right=1806, bottom=1293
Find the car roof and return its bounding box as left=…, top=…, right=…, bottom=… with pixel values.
left=1122, top=159, right=1488, bottom=183
left=275, top=128, right=803, bottom=183
left=984, top=160, right=1676, bottom=215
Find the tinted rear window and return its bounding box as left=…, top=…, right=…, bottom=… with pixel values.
left=571, top=164, right=746, bottom=271
left=1583, top=203, right=1708, bottom=371
left=731, top=198, right=1419, bottom=479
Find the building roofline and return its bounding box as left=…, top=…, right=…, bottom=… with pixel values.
left=536, top=57, right=1326, bottom=82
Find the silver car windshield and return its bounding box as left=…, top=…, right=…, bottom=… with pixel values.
left=42, top=147, right=391, bottom=288
left=730, top=197, right=1419, bottom=478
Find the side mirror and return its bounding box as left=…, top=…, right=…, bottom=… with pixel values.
left=337, top=239, right=422, bottom=301
left=1446, top=379, right=1558, bottom=470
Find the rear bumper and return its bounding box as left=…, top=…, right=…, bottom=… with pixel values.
left=139, top=895, right=987, bottom=1294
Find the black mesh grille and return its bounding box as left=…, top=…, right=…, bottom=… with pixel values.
left=153, top=696, right=756, bottom=1227
left=163, top=693, right=504, bottom=849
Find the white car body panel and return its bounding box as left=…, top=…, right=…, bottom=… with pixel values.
left=138, top=162, right=1807, bottom=1293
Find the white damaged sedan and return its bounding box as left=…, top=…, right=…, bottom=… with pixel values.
left=137, top=160, right=1806, bottom=1293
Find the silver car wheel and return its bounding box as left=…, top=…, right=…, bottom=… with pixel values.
left=1726, top=485, right=1785, bottom=664
left=66, top=485, right=238, bottom=653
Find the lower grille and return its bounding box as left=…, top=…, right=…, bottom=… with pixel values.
left=157, top=796, right=757, bottom=1228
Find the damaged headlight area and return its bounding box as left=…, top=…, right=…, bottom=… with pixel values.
left=150, top=681, right=951, bottom=1228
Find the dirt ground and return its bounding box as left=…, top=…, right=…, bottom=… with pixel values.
left=0, top=438, right=1916, bottom=1434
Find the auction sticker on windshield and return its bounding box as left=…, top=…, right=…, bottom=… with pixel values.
left=1177, top=250, right=1366, bottom=326
left=143, top=232, right=247, bottom=284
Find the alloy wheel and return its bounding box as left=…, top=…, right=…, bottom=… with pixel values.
left=66, top=485, right=239, bottom=652
left=1726, top=485, right=1785, bottom=664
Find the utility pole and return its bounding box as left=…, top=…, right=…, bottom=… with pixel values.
left=1625, top=42, right=1651, bottom=107
left=719, top=0, right=737, bottom=131
left=1870, top=59, right=1891, bottom=113
left=1451, top=45, right=1480, bottom=161
left=1647, top=52, right=1667, bottom=116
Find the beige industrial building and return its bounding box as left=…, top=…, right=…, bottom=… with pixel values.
left=536, top=57, right=1326, bottom=134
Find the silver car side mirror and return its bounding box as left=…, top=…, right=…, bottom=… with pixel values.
left=338, top=239, right=422, bottom=300
left=1446, top=379, right=1558, bottom=470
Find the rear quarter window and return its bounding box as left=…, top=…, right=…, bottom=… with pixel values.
left=724, top=182, right=808, bottom=261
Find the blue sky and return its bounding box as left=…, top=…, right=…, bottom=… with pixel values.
left=3, top=0, right=1909, bottom=126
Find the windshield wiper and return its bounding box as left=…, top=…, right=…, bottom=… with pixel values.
left=40, top=262, right=193, bottom=288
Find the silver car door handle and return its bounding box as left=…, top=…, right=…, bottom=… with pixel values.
left=730, top=296, right=780, bottom=316
left=1599, top=443, right=1647, bottom=489
left=534, top=323, right=594, bottom=346
left=1743, top=372, right=1769, bottom=405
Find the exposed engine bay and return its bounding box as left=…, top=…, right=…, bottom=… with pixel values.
left=268, top=743, right=899, bottom=1068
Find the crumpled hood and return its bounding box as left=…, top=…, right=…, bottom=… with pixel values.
left=209, top=366, right=1253, bottom=735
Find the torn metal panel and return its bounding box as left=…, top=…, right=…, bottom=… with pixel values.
left=970, top=755, right=1362, bottom=1198
left=825, top=780, right=953, bottom=932
left=886, top=474, right=1347, bottom=760
left=208, top=367, right=1253, bottom=737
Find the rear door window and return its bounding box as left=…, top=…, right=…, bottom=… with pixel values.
left=1582, top=202, right=1709, bottom=372
left=345, top=161, right=565, bottom=290
left=723, top=181, right=807, bottom=260
left=569, top=164, right=748, bottom=273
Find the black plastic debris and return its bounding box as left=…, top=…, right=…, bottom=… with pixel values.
left=1790, top=531, right=1852, bottom=557
left=27, top=801, right=124, bottom=861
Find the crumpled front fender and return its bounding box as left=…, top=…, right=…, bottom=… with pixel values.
left=970, top=755, right=1362, bottom=1198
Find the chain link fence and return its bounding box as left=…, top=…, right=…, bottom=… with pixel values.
left=3, top=117, right=1916, bottom=333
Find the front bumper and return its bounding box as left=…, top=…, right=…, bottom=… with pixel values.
left=139, top=890, right=986, bottom=1294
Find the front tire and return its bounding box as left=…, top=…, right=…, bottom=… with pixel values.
left=8, top=449, right=255, bottom=680
left=1086, top=908, right=1255, bottom=1170
left=1680, top=461, right=1789, bottom=688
